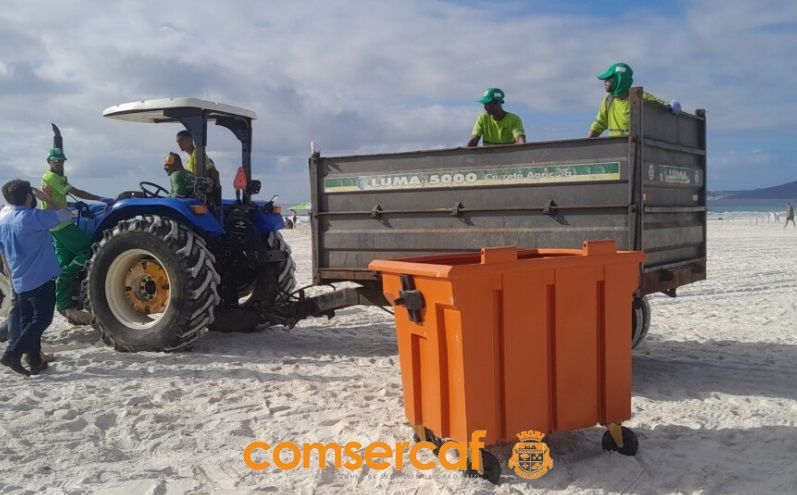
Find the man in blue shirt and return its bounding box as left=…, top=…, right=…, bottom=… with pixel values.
left=1, top=253, right=55, bottom=364
left=0, top=180, right=72, bottom=376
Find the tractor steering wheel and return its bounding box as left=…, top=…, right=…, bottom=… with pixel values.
left=139, top=181, right=170, bottom=198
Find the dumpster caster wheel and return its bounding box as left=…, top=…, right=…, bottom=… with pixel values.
left=602, top=426, right=638, bottom=456
left=412, top=430, right=443, bottom=455
left=464, top=449, right=501, bottom=485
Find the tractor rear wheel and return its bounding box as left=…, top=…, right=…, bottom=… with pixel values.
left=87, top=215, right=220, bottom=352
left=209, top=231, right=295, bottom=334
left=247, top=231, right=296, bottom=310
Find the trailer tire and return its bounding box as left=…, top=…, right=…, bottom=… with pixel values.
left=631, top=296, right=651, bottom=349
left=87, top=215, right=220, bottom=352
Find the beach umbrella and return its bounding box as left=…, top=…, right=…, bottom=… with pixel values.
left=289, top=201, right=311, bottom=211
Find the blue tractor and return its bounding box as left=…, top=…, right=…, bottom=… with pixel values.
left=72, top=98, right=300, bottom=352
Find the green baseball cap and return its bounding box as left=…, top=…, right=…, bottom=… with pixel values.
left=478, top=87, right=505, bottom=104
left=47, top=147, right=67, bottom=162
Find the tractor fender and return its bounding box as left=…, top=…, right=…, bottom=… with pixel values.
left=94, top=198, right=224, bottom=241
left=251, top=208, right=286, bottom=233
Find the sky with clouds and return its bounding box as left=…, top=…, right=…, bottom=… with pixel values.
left=1, top=0, right=796, bottom=202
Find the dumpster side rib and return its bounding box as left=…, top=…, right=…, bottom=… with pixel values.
left=492, top=289, right=507, bottom=442
left=596, top=279, right=607, bottom=426
left=555, top=265, right=602, bottom=430
left=602, top=263, right=636, bottom=422
left=547, top=282, right=558, bottom=433
left=442, top=306, right=466, bottom=442
left=432, top=303, right=450, bottom=437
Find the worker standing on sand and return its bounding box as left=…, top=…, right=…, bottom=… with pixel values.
left=588, top=62, right=681, bottom=138
left=467, top=88, right=526, bottom=147
left=0, top=180, right=72, bottom=376
left=785, top=202, right=795, bottom=228
left=40, top=147, right=109, bottom=325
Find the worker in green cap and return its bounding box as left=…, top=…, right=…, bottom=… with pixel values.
left=588, top=62, right=681, bottom=138
left=40, top=147, right=111, bottom=325
left=467, top=88, right=526, bottom=147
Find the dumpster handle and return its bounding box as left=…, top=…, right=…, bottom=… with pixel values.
left=394, top=274, right=425, bottom=323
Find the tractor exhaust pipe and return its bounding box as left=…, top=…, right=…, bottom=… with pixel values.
left=52, top=123, right=63, bottom=151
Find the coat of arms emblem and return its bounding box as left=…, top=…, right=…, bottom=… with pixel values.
left=508, top=429, right=553, bottom=480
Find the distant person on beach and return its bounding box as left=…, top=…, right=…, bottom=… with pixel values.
left=0, top=180, right=72, bottom=376
left=785, top=202, right=795, bottom=228
left=588, top=62, right=681, bottom=138
left=467, top=88, right=526, bottom=147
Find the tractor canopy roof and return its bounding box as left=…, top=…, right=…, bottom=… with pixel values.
left=102, top=97, right=257, bottom=123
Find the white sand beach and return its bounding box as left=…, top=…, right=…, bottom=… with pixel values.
left=1, top=218, right=796, bottom=494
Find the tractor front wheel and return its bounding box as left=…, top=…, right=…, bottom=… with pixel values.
left=87, top=215, right=220, bottom=352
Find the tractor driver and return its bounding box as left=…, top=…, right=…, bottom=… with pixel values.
left=176, top=130, right=221, bottom=204
left=163, top=152, right=196, bottom=198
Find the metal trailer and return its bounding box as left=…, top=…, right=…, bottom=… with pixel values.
left=309, top=88, right=707, bottom=344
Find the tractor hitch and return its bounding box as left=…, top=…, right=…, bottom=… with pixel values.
left=261, top=287, right=366, bottom=328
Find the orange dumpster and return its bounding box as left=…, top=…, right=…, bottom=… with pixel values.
left=369, top=240, right=645, bottom=481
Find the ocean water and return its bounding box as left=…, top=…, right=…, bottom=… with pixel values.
left=707, top=198, right=794, bottom=214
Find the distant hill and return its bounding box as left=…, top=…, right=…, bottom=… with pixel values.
left=708, top=180, right=797, bottom=200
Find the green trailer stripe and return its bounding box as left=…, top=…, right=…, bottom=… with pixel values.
left=324, top=162, right=621, bottom=193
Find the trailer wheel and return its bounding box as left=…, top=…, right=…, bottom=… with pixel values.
left=464, top=449, right=501, bottom=484
left=87, top=215, right=220, bottom=352
left=631, top=296, right=651, bottom=349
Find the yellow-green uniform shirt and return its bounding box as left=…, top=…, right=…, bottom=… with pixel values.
left=590, top=92, right=668, bottom=137
left=40, top=171, right=73, bottom=231
left=471, top=112, right=525, bottom=145
left=185, top=150, right=215, bottom=174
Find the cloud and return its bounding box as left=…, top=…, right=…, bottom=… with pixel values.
left=707, top=151, right=788, bottom=191
left=1, top=0, right=796, bottom=200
